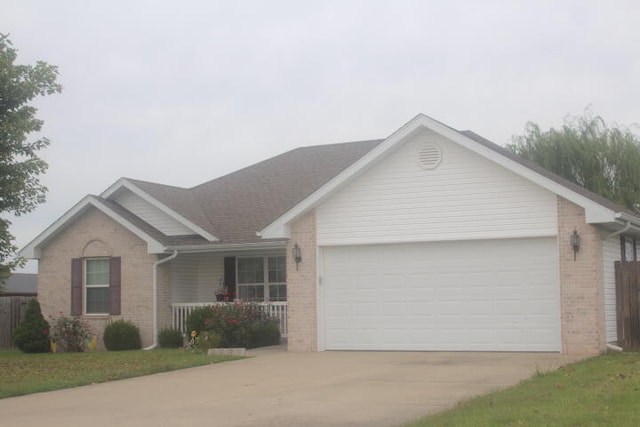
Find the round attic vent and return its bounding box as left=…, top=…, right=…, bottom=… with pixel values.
left=418, top=142, right=442, bottom=170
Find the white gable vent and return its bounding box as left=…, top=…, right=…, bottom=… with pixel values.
left=418, top=142, right=442, bottom=170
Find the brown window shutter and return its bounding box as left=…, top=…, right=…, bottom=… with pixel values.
left=224, top=257, right=236, bottom=295
left=109, top=257, right=122, bottom=315
left=71, top=258, right=83, bottom=315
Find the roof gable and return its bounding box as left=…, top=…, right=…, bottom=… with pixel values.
left=260, top=114, right=640, bottom=239
left=101, top=178, right=218, bottom=241
left=19, top=195, right=167, bottom=258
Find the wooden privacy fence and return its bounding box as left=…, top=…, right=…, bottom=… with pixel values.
left=0, top=296, right=35, bottom=348
left=615, top=261, right=640, bottom=350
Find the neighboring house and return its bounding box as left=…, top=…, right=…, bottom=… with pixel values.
left=2, top=273, right=37, bottom=297
left=19, top=114, right=640, bottom=354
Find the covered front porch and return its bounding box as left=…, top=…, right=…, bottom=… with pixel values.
left=163, top=247, right=288, bottom=337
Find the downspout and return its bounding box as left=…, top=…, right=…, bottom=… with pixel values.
left=604, top=220, right=631, bottom=240
left=144, top=250, right=178, bottom=350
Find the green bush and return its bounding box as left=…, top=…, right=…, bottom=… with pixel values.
left=103, top=320, right=141, bottom=351
left=13, top=299, right=50, bottom=353
left=248, top=321, right=281, bottom=349
left=158, top=327, right=184, bottom=348
left=185, top=306, right=214, bottom=336
left=197, top=330, right=221, bottom=352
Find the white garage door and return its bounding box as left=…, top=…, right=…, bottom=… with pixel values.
left=321, top=238, right=560, bottom=352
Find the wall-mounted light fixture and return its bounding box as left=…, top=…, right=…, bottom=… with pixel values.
left=570, top=229, right=581, bottom=260
left=292, top=243, right=302, bottom=270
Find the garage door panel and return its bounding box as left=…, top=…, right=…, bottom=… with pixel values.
left=322, top=238, right=560, bottom=352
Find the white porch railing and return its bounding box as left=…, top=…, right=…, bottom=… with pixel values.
left=171, top=302, right=288, bottom=338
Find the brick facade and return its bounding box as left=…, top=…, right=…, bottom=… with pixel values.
left=557, top=196, right=606, bottom=355
left=38, top=207, right=160, bottom=349
left=286, top=210, right=318, bottom=352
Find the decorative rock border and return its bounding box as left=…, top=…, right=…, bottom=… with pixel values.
left=207, top=348, right=246, bottom=356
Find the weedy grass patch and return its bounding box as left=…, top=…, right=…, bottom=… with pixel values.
left=406, top=352, right=640, bottom=427
left=0, top=348, right=241, bottom=398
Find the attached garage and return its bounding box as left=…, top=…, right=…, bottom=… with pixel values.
left=321, top=238, right=561, bottom=352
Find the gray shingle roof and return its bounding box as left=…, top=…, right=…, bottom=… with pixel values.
left=4, top=273, right=37, bottom=295
left=121, top=139, right=384, bottom=245
left=107, top=125, right=640, bottom=249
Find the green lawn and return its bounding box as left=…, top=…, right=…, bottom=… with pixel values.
left=0, top=348, right=240, bottom=399
left=406, top=352, right=640, bottom=427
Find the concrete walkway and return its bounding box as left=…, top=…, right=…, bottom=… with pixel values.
left=2, top=346, right=584, bottom=427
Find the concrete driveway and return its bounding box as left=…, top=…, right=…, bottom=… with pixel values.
left=2, top=346, right=583, bottom=427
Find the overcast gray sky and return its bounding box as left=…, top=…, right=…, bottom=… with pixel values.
left=3, top=0, right=640, bottom=272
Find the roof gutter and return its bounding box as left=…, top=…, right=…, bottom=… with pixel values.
left=164, top=241, right=286, bottom=254
left=144, top=250, right=178, bottom=350
left=605, top=212, right=640, bottom=239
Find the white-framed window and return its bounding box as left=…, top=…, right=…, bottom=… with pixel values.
left=85, top=258, right=110, bottom=314
left=237, top=256, right=286, bottom=302
left=622, top=236, right=637, bottom=262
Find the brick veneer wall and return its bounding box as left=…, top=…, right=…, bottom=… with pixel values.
left=557, top=196, right=606, bottom=355
left=156, top=261, right=173, bottom=333
left=38, top=207, right=159, bottom=349
left=286, top=210, right=318, bottom=352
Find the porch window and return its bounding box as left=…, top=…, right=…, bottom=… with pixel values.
left=85, top=258, right=110, bottom=314
left=237, top=256, right=286, bottom=302
left=622, top=236, right=637, bottom=261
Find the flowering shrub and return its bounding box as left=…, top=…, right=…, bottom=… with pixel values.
left=49, top=313, right=92, bottom=352
left=203, top=303, right=280, bottom=348
left=184, top=303, right=281, bottom=350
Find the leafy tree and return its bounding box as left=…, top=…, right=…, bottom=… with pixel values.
left=0, top=34, right=61, bottom=289
left=507, top=111, right=640, bottom=211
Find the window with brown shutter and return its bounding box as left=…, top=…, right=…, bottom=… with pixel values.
left=71, top=256, right=121, bottom=315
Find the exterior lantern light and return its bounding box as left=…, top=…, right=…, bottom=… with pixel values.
left=570, top=229, right=581, bottom=261
left=292, top=243, right=302, bottom=270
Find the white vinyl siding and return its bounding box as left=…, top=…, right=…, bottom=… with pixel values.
left=321, top=237, right=560, bottom=352
left=317, top=131, right=558, bottom=246
left=171, top=253, right=224, bottom=303
left=603, top=235, right=621, bottom=342
left=115, top=190, right=194, bottom=236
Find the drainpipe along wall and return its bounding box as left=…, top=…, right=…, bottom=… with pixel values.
left=144, top=250, right=178, bottom=350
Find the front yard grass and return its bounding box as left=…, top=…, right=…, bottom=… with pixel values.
left=0, top=348, right=240, bottom=399
left=406, top=352, right=640, bottom=427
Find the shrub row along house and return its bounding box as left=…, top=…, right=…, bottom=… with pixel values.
left=20, top=114, right=640, bottom=353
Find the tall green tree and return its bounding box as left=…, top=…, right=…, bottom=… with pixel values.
left=507, top=111, right=640, bottom=212
left=0, top=34, right=61, bottom=288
